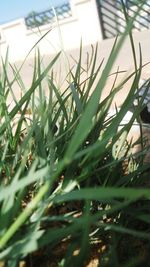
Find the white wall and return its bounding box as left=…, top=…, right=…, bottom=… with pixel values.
left=0, top=0, right=102, bottom=62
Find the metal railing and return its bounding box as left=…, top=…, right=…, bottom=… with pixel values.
left=25, top=2, right=72, bottom=29
left=96, top=0, right=150, bottom=39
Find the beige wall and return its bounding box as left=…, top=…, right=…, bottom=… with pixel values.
left=0, top=0, right=102, bottom=62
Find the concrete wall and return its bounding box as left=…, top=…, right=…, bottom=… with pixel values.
left=0, top=0, right=102, bottom=62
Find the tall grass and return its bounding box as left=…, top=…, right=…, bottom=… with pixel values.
left=0, top=2, right=150, bottom=266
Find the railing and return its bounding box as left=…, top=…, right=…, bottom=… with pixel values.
left=96, top=0, right=150, bottom=39
left=25, top=2, right=72, bottom=29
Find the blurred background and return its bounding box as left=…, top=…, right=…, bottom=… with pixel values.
left=0, top=0, right=150, bottom=107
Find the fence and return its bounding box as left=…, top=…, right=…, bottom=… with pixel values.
left=96, top=0, right=150, bottom=39
left=25, top=2, right=72, bottom=29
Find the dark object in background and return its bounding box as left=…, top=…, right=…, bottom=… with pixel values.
left=140, top=106, right=150, bottom=124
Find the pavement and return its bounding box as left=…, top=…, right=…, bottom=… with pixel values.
left=2, top=27, right=150, bottom=109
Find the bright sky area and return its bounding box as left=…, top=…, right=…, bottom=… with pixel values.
left=0, top=0, right=68, bottom=24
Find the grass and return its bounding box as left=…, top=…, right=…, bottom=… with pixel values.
left=0, top=2, right=150, bottom=266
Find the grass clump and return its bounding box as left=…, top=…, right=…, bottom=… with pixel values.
left=0, top=3, right=150, bottom=267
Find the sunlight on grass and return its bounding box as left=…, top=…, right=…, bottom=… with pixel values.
left=0, top=1, right=150, bottom=266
